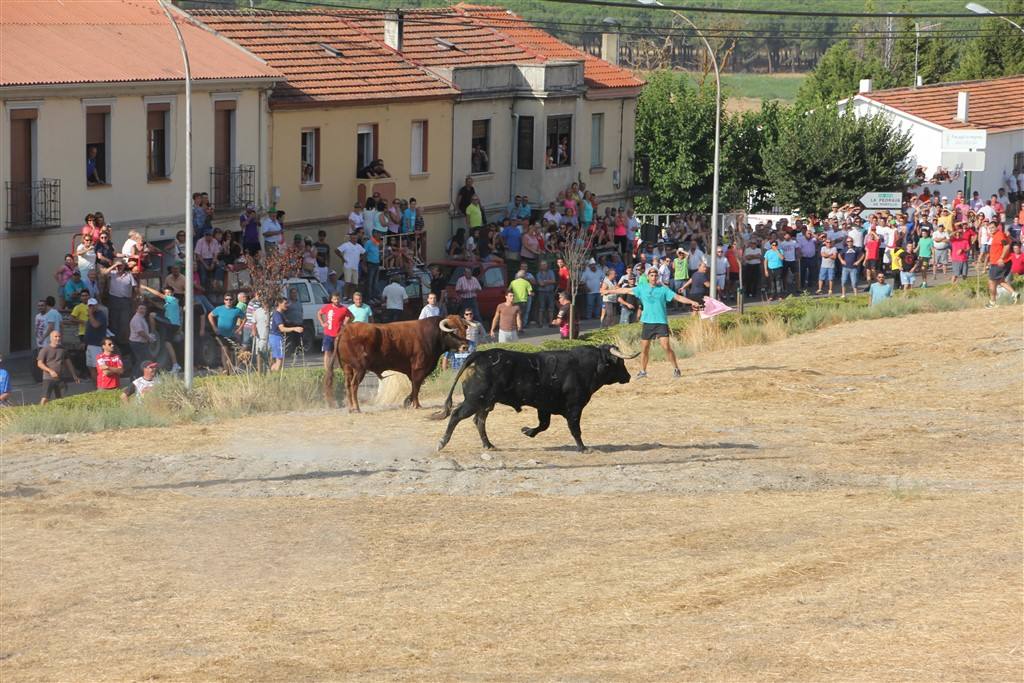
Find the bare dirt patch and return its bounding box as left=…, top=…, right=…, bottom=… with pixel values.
left=2, top=306, right=1022, bottom=681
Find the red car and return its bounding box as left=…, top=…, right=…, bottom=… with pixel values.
left=429, top=259, right=508, bottom=322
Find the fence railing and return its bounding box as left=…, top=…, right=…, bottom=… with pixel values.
left=4, top=178, right=61, bottom=230
left=209, top=164, right=255, bottom=211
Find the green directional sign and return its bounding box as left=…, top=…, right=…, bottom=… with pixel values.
left=859, top=191, right=902, bottom=209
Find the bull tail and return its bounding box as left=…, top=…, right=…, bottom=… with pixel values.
left=430, top=351, right=480, bottom=420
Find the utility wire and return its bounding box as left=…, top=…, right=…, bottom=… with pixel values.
left=181, top=0, right=1014, bottom=39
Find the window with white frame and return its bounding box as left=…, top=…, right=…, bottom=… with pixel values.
left=301, top=128, right=320, bottom=184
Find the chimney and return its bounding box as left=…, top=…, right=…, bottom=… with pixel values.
left=955, top=91, right=969, bottom=123
left=600, top=22, right=620, bottom=65
left=384, top=11, right=404, bottom=52
left=858, top=78, right=872, bottom=93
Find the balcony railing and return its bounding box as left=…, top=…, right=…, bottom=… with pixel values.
left=209, top=164, right=255, bottom=211
left=5, top=179, right=61, bottom=230
left=629, top=154, right=651, bottom=195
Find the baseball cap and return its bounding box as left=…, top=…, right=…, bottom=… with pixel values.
left=245, top=202, right=256, bottom=211
left=87, top=297, right=98, bottom=305
left=588, top=258, right=597, bottom=265
left=143, top=361, right=159, bottom=369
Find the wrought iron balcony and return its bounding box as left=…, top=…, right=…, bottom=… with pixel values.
left=5, top=179, right=61, bottom=230
left=209, top=164, right=255, bottom=211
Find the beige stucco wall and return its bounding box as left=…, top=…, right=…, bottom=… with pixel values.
left=451, top=93, right=637, bottom=222
left=0, top=83, right=270, bottom=355
left=269, top=101, right=454, bottom=261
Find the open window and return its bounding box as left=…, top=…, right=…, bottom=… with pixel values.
left=471, top=119, right=490, bottom=174
left=356, top=123, right=378, bottom=177
left=301, top=128, right=320, bottom=184
left=86, top=106, right=110, bottom=185
left=546, top=115, right=572, bottom=169
left=147, top=103, right=170, bottom=180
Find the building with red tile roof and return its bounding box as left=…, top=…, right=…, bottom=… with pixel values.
left=191, top=5, right=645, bottom=262
left=842, top=76, right=1023, bottom=205
left=0, top=0, right=281, bottom=356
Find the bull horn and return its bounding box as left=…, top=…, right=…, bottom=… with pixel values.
left=609, top=346, right=640, bottom=360
left=439, top=319, right=454, bottom=333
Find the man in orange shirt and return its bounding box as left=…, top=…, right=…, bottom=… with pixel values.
left=985, top=222, right=1018, bottom=308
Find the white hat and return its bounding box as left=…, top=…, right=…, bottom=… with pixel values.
left=588, top=258, right=597, bottom=265
left=87, top=297, right=98, bottom=305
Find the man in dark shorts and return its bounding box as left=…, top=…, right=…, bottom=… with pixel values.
left=36, top=330, right=80, bottom=404
left=603, top=266, right=701, bottom=379
left=986, top=222, right=1018, bottom=307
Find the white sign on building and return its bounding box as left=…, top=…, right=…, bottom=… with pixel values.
left=941, top=129, right=987, bottom=150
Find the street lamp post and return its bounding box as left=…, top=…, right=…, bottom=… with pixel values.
left=966, top=2, right=1024, bottom=33
left=637, top=0, right=722, bottom=298
left=159, top=0, right=194, bottom=388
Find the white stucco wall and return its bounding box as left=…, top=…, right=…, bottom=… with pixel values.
left=850, top=98, right=1024, bottom=199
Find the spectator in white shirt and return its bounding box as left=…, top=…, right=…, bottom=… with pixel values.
left=381, top=277, right=408, bottom=323
left=418, top=292, right=441, bottom=320
left=261, top=212, right=283, bottom=251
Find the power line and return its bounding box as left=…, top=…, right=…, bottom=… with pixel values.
left=537, top=0, right=1024, bottom=20
left=181, top=0, right=1013, bottom=40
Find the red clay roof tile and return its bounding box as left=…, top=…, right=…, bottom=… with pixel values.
left=861, top=76, right=1024, bottom=133
left=0, top=0, right=279, bottom=87
left=190, top=10, right=458, bottom=106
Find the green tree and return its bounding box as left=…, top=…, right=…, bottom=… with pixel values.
left=761, top=105, right=913, bottom=214
left=721, top=101, right=781, bottom=212
left=794, top=41, right=895, bottom=110
left=634, top=70, right=719, bottom=213
left=954, top=0, right=1024, bottom=80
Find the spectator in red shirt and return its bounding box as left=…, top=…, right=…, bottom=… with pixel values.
left=95, top=339, right=124, bottom=390
left=555, top=257, right=570, bottom=292
left=949, top=228, right=971, bottom=284
left=1009, top=243, right=1024, bottom=277
left=986, top=224, right=1017, bottom=307
left=316, top=292, right=352, bottom=372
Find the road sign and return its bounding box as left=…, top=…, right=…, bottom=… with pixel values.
left=941, top=129, right=987, bottom=150
left=859, top=191, right=902, bottom=209
left=940, top=150, right=986, bottom=172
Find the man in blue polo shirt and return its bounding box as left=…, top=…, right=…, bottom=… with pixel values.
left=500, top=221, right=523, bottom=280
left=603, top=266, right=700, bottom=379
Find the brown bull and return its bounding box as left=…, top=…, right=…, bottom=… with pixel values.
left=325, top=314, right=468, bottom=413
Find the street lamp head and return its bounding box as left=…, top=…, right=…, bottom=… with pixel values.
left=965, top=2, right=994, bottom=14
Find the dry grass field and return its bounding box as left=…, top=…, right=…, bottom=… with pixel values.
left=2, top=306, right=1022, bottom=681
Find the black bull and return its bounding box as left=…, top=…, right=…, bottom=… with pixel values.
left=433, top=345, right=639, bottom=453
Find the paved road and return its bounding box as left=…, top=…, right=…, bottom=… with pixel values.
left=2, top=269, right=971, bottom=407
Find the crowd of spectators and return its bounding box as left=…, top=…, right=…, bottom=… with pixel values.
left=15, top=167, right=1023, bottom=408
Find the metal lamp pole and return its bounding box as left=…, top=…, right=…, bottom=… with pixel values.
left=966, top=2, right=1024, bottom=33
left=159, top=0, right=194, bottom=388
left=637, top=0, right=722, bottom=298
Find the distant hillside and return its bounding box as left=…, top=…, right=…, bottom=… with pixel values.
left=202, top=0, right=984, bottom=74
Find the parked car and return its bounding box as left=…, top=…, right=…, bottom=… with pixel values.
left=281, top=276, right=330, bottom=345
left=428, top=259, right=507, bottom=323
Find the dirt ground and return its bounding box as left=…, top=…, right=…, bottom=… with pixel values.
left=2, top=306, right=1022, bottom=681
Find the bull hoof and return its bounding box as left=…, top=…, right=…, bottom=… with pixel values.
left=436, top=439, right=447, bottom=452
left=521, top=427, right=537, bottom=438
left=349, top=408, right=361, bottom=414
left=578, top=447, right=592, bottom=454
left=482, top=442, right=496, bottom=450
